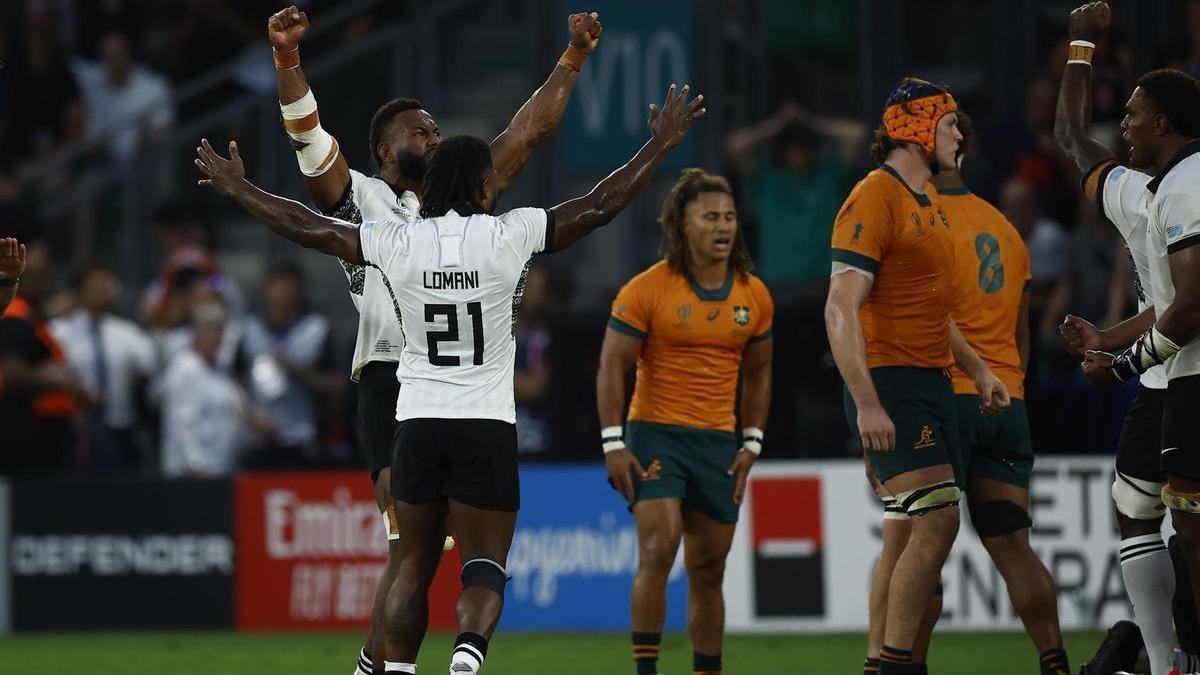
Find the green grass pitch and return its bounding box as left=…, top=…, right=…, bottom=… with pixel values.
left=0, top=630, right=1107, bottom=674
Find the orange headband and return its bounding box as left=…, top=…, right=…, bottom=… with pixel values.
left=883, top=93, right=958, bottom=155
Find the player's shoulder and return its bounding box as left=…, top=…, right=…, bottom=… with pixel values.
left=620, top=260, right=678, bottom=294
left=1106, top=163, right=1153, bottom=192
left=1157, top=154, right=1200, bottom=198
left=848, top=167, right=902, bottom=199
left=739, top=270, right=772, bottom=299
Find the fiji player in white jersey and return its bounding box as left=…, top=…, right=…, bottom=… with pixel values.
left=196, top=83, right=704, bottom=674
left=266, top=6, right=602, bottom=673
left=1058, top=4, right=1200, bottom=670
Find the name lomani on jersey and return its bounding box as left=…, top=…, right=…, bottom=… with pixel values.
left=359, top=207, right=555, bottom=423
left=424, top=270, right=480, bottom=290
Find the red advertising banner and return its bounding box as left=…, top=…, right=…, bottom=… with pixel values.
left=235, top=471, right=461, bottom=631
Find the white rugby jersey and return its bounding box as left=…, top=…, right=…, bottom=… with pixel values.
left=359, top=207, right=554, bottom=423
left=1138, top=142, right=1200, bottom=381
left=323, top=168, right=420, bottom=381
left=1097, top=163, right=1168, bottom=389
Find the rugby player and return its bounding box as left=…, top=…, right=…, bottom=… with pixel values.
left=266, top=6, right=601, bottom=673
left=1057, top=5, right=1200, bottom=674
left=0, top=237, right=25, bottom=314
left=597, top=168, right=772, bottom=675
left=825, top=78, right=1010, bottom=675
left=195, top=81, right=703, bottom=675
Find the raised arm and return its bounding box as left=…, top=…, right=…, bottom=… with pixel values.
left=548, top=84, right=705, bottom=251
left=0, top=238, right=26, bottom=314
left=490, top=12, right=602, bottom=193
left=195, top=139, right=362, bottom=263
left=1054, top=2, right=1118, bottom=177
left=268, top=6, right=351, bottom=211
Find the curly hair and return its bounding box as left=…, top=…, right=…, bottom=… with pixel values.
left=1136, top=69, right=1200, bottom=138
left=368, top=97, right=424, bottom=168
left=658, top=168, right=753, bottom=278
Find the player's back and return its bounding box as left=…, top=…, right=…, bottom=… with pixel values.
left=938, top=188, right=1030, bottom=398
left=358, top=206, right=553, bottom=423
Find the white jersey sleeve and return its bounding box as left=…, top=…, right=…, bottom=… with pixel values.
left=1159, top=192, right=1200, bottom=255
left=1100, top=165, right=1153, bottom=240
left=497, top=207, right=555, bottom=258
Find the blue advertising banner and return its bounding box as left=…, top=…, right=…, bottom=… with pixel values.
left=564, top=0, right=695, bottom=173
left=502, top=465, right=688, bottom=630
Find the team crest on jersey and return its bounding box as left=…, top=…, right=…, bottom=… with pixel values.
left=914, top=425, right=936, bottom=450
left=733, top=306, right=751, bottom=325
left=644, top=460, right=663, bottom=481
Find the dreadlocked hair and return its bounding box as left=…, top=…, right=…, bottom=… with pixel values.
left=658, top=168, right=754, bottom=278
left=368, top=97, right=423, bottom=169
left=419, top=135, right=492, bottom=219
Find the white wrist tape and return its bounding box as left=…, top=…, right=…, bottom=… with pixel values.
left=601, top=425, right=625, bottom=454
left=742, top=426, right=764, bottom=456
left=280, top=89, right=339, bottom=177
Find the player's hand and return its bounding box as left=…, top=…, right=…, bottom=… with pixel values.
left=727, top=448, right=758, bottom=506
left=1060, top=314, right=1103, bottom=356
left=974, top=369, right=1011, bottom=415
left=0, top=237, right=26, bottom=281
left=268, top=5, right=309, bottom=52
left=605, top=448, right=647, bottom=501
left=858, top=403, right=896, bottom=452
left=1082, top=349, right=1121, bottom=386
left=568, top=12, right=602, bottom=54
left=1068, top=1, right=1110, bottom=42
left=647, top=84, right=706, bottom=151
left=195, top=139, right=246, bottom=196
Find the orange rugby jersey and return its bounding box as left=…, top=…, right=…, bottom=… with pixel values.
left=608, top=260, right=773, bottom=432
left=830, top=165, right=957, bottom=369
left=938, top=188, right=1031, bottom=398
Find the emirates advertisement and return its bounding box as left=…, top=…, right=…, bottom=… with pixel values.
left=234, top=472, right=461, bottom=631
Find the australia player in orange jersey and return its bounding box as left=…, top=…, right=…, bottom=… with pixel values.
left=597, top=168, right=772, bottom=675
left=864, top=112, right=1069, bottom=675
left=825, top=78, right=1012, bottom=675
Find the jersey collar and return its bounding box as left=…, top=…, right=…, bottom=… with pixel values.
left=1147, top=138, right=1200, bottom=194
left=879, top=164, right=932, bottom=207
left=687, top=268, right=733, bottom=301
left=374, top=173, right=419, bottom=204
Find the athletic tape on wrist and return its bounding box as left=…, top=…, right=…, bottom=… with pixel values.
left=274, top=46, right=300, bottom=71
left=742, top=426, right=764, bottom=455
left=558, top=44, right=587, bottom=71
left=1067, top=39, right=1095, bottom=66
left=601, top=425, right=625, bottom=453
left=1111, top=326, right=1181, bottom=380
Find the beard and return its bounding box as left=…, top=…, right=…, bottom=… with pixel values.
left=396, top=150, right=429, bottom=183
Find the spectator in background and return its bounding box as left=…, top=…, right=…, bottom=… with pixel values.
left=239, top=261, right=338, bottom=468
left=160, top=301, right=245, bottom=478
left=6, top=8, right=85, bottom=163
left=73, top=31, right=174, bottom=163
left=1039, top=196, right=1125, bottom=347
left=1000, top=176, right=1069, bottom=314
left=1159, top=0, right=1200, bottom=77
left=0, top=241, right=86, bottom=475
left=725, top=102, right=865, bottom=289
left=50, top=265, right=157, bottom=473
left=515, top=265, right=555, bottom=455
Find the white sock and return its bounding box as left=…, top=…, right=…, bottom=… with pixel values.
left=385, top=661, right=417, bottom=673
left=1121, top=534, right=1176, bottom=675
left=449, top=649, right=482, bottom=674
left=355, top=647, right=373, bottom=675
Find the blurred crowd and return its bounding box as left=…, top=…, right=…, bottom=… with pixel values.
left=5, top=0, right=1200, bottom=476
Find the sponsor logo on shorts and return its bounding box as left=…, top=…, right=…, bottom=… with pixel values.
left=914, top=425, right=936, bottom=450
left=733, top=306, right=751, bottom=325
left=644, top=460, right=663, bottom=481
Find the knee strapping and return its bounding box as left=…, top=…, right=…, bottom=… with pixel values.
left=461, top=558, right=508, bottom=594
left=1113, top=472, right=1167, bottom=520
left=967, top=499, right=1032, bottom=537
left=894, top=481, right=960, bottom=517
left=882, top=496, right=910, bottom=521
left=1163, top=485, right=1200, bottom=514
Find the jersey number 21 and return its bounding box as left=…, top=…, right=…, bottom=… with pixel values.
left=425, top=302, right=484, bottom=366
